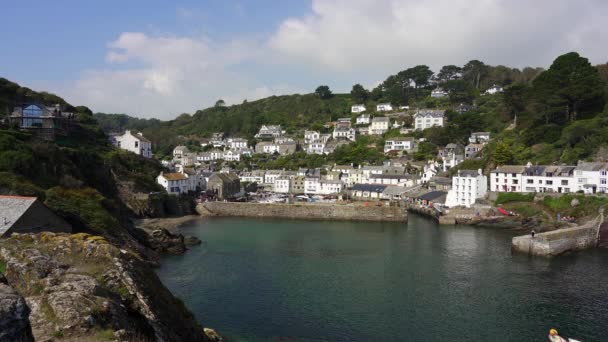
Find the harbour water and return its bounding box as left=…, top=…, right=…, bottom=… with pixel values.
left=157, top=215, right=608, bottom=341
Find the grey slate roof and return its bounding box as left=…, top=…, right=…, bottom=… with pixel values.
left=351, top=184, right=388, bottom=193
left=0, top=196, right=37, bottom=236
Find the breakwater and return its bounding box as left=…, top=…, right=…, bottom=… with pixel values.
left=197, top=202, right=407, bottom=222
left=511, top=221, right=599, bottom=257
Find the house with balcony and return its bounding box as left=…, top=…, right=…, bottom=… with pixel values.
left=8, top=103, right=74, bottom=139
left=384, top=137, right=417, bottom=154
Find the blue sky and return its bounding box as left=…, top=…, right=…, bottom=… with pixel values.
left=1, top=0, right=607, bottom=119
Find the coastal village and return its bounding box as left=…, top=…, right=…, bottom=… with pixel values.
left=97, top=86, right=608, bottom=232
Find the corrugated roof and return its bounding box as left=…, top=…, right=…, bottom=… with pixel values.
left=0, top=196, right=37, bottom=235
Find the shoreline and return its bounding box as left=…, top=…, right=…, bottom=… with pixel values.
left=133, top=215, right=201, bottom=233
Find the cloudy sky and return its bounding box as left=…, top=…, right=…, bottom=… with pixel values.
left=1, top=0, right=607, bottom=119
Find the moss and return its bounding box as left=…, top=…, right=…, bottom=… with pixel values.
left=0, top=259, right=5, bottom=274
left=95, top=328, right=115, bottom=341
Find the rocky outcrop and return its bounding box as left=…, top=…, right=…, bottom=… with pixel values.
left=0, top=232, right=209, bottom=341
left=0, top=283, right=34, bottom=342
left=147, top=228, right=201, bottom=255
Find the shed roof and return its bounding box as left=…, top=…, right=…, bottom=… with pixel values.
left=0, top=196, right=37, bottom=236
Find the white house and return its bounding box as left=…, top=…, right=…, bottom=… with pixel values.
left=306, top=141, right=326, bottom=155
left=351, top=104, right=366, bottom=113
left=484, top=84, right=504, bottom=95
left=420, top=161, right=440, bottom=184
left=356, top=114, right=371, bottom=125
left=304, top=130, right=320, bottom=144
left=490, top=165, right=526, bottom=192
left=173, top=145, right=189, bottom=158
left=384, top=137, right=417, bottom=154
left=222, top=150, right=241, bottom=162
left=376, top=103, right=393, bottom=112
left=318, top=180, right=344, bottom=194
left=227, top=138, right=248, bottom=149
left=368, top=174, right=415, bottom=187
left=469, top=132, right=491, bottom=144
left=241, top=170, right=265, bottom=184
left=523, top=165, right=575, bottom=193
left=181, top=153, right=197, bottom=166
left=574, top=162, right=608, bottom=194
left=333, top=126, right=356, bottom=141
left=368, top=117, right=390, bottom=135
left=431, top=88, right=448, bottom=98
left=264, top=170, right=284, bottom=185
left=414, top=110, right=445, bottom=130
left=445, top=169, right=488, bottom=208
left=255, top=141, right=279, bottom=154
left=255, top=125, right=283, bottom=139
left=274, top=175, right=292, bottom=193
left=110, top=130, right=153, bottom=158
left=157, top=172, right=191, bottom=194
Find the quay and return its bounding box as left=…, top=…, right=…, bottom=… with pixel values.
left=196, top=201, right=408, bottom=223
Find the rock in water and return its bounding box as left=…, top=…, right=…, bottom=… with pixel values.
left=184, top=235, right=202, bottom=246
left=0, top=283, right=35, bottom=342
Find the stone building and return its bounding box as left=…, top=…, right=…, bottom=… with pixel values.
left=207, top=173, right=241, bottom=200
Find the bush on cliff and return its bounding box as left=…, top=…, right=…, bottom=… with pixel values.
left=44, top=187, right=122, bottom=237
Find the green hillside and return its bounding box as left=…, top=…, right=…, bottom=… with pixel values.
left=0, top=82, right=165, bottom=243
left=93, top=52, right=608, bottom=167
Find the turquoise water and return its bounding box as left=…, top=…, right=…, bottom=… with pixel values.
left=157, top=215, right=608, bottom=341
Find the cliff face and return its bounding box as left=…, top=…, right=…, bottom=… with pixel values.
left=0, top=278, right=34, bottom=342
left=0, top=233, right=208, bottom=342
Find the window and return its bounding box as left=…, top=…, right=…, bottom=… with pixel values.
left=561, top=180, right=568, bottom=185
left=513, top=180, right=518, bottom=184
left=546, top=180, right=553, bottom=185
left=602, top=179, right=607, bottom=185
left=601, top=171, right=607, bottom=176
left=135, top=141, right=139, bottom=148
left=527, top=179, right=533, bottom=184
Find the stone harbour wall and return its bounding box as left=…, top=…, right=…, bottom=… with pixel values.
left=511, top=223, right=598, bottom=257
left=198, top=202, right=408, bottom=222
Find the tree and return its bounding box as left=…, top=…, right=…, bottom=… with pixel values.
left=462, top=60, right=488, bottom=89
left=350, top=84, right=368, bottom=103
left=407, top=65, right=434, bottom=89
left=502, top=84, right=528, bottom=120
left=444, top=80, right=476, bottom=104
left=437, top=65, right=462, bottom=82
left=532, top=52, right=605, bottom=123
left=492, top=142, right=514, bottom=165
left=215, top=99, right=226, bottom=107
left=315, top=85, right=333, bottom=99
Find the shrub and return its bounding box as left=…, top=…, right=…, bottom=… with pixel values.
left=495, top=192, right=535, bottom=205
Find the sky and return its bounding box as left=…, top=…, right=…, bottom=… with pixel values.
left=1, top=0, right=607, bottom=119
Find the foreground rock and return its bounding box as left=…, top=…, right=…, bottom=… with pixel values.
left=148, top=228, right=201, bottom=254
left=0, top=283, right=35, bottom=342
left=0, top=232, right=209, bottom=341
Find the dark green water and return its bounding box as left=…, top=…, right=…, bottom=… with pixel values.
left=157, top=215, right=608, bottom=341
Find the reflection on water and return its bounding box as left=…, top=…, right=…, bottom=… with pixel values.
left=157, top=215, right=608, bottom=342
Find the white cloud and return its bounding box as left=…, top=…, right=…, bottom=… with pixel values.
left=58, top=0, right=608, bottom=119
left=61, top=32, right=296, bottom=118
left=269, top=0, right=608, bottom=73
